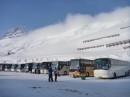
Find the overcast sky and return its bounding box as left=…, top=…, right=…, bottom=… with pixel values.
left=0, top=0, right=130, bottom=38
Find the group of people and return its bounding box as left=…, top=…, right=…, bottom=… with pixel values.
left=48, top=66, right=59, bottom=82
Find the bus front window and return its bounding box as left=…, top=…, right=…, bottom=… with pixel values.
left=32, top=63, right=37, bottom=69
left=70, top=60, right=79, bottom=70
left=94, top=59, right=110, bottom=70
left=51, top=63, right=57, bottom=70
left=17, top=65, right=20, bottom=69
left=11, top=65, right=15, bottom=69
left=24, top=64, right=28, bottom=69
left=14, top=65, right=18, bottom=69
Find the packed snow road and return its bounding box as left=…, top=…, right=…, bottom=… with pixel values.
left=0, top=72, right=130, bottom=97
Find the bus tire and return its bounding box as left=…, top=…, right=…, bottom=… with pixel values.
left=113, top=73, right=116, bottom=79
left=86, top=72, right=89, bottom=77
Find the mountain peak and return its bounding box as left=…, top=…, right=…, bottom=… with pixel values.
left=2, top=25, right=28, bottom=39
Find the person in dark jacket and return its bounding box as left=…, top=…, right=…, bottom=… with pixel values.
left=37, top=66, right=40, bottom=75
left=48, top=66, right=53, bottom=82
left=35, top=66, right=40, bottom=74
left=54, top=67, right=58, bottom=82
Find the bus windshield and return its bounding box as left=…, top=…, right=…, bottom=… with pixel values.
left=17, top=65, right=21, bottom=69
left=41, top=62, right=51, bottom=69
left=51, top=62, right=57, bottom=70
left=11, top=65, right=15, bottom=68
left=24, top=64, right=28, bottom=68
left=32, top=63, right=37, bottom=69
left=94, top=59, right=111, bottom=70
left=14, top=65, right=17, bottom=69
left=0, top=65, right=2, bottom=69
left=70, top=60, right=79, bottom=70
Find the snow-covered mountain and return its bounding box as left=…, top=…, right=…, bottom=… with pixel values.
left=0, top=19, right=130, bottom=64
left=2, top=25, right=27, bottom=39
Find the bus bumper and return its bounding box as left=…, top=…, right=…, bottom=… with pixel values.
left=94, top=74, right=109, bottom=78
left=69, top=72, right=86, bottom=77
left=94, top=70, right=109, bottom=78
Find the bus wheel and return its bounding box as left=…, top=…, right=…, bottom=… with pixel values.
left=113, top=73, right=116, bottom=79
left=86, top=72, right=89, bottom=77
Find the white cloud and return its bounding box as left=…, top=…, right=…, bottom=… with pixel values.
left=27, top=6, right=130, bottom=39
left=93, top=6, right=130, bottom=22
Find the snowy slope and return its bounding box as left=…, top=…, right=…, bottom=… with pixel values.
left=0, top=19, right=130, bottom=64
left=0, top=21, right=120, bottom=54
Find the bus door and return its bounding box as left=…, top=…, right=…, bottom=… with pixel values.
left=58, top=62, right=64, bottom=71
left=86, top=61, right=94, bottom=76
left=28, top=63, right=33, bottom=72
left=79, top=63, right=86, bottom=73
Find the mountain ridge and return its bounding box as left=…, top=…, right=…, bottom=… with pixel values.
left=2, top=25, right=27, bottom=39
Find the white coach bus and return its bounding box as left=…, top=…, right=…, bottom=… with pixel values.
left=94, top=58, right=130, bottom=78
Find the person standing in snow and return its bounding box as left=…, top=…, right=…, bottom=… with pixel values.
left=35, top=65, right=40, bottom=74
left=54, top=67, right=58, bottom=82
left=37, top=66, right=40, bottom=75
left=48, top=66, right=53, bottom=82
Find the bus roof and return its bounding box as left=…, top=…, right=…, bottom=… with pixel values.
left=94, top=58, right=130, bottom=62
left=70, top=59, right=93, bottom=61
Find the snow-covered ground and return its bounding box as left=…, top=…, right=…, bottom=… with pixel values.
left=0, top=72, right=130, bottom=97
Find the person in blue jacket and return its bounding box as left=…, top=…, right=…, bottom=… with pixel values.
left=48, top=66, right=53, bottom=82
